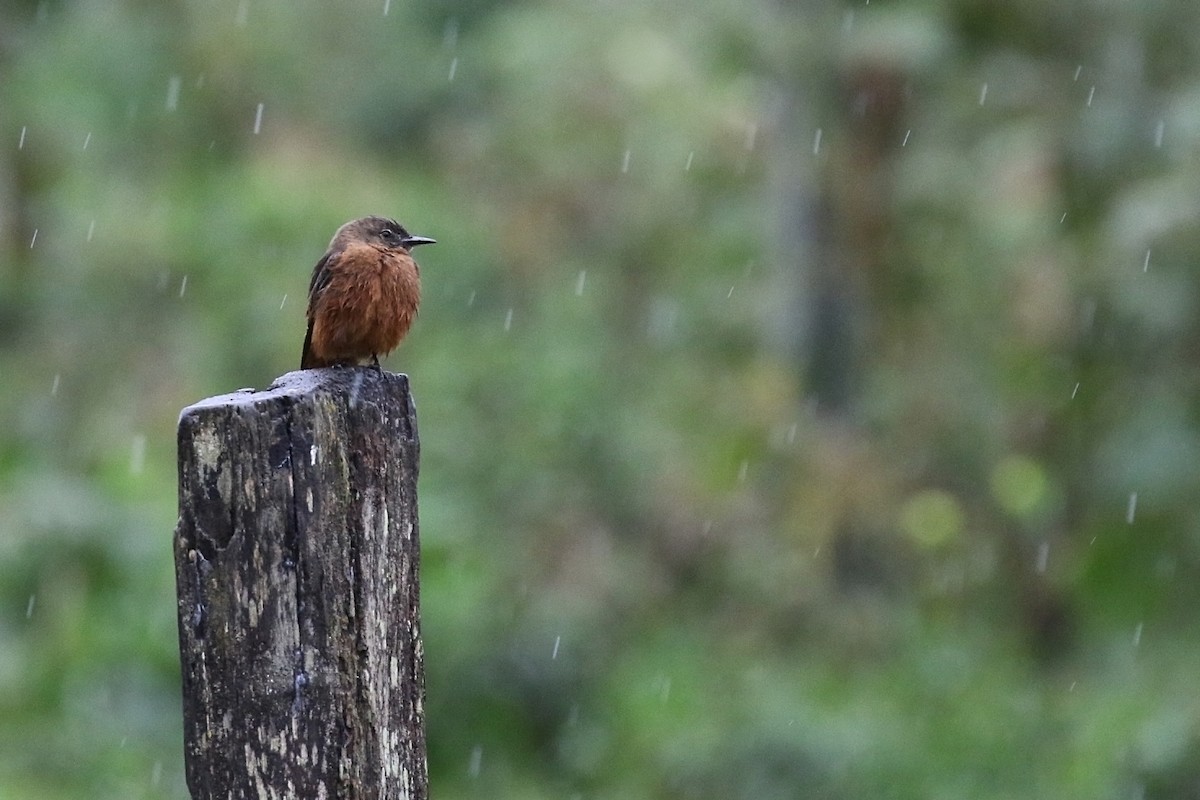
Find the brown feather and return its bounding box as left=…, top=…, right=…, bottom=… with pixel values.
left=303, top=242, right=421, bottom=368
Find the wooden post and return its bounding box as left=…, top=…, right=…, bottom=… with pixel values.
left=173, top=369, right=427, bottom=800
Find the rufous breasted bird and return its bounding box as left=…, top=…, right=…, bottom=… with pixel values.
left=300, top=216, right=435, bottom=370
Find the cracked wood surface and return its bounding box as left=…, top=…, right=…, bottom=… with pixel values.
left=174, top=369, right=426, bottom=800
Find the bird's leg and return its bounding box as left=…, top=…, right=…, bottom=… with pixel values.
left=371, top=354, right=382, bottom=374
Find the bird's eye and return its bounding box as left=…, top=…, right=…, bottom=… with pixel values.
left=380, top=229, right=396, bottom=240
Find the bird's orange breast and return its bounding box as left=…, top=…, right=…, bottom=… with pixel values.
left=309, top=243, right=421, bottom=363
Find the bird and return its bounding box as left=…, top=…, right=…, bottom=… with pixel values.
left=300, top=216, right=435, bottom=371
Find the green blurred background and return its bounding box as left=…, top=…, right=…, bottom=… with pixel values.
left=3, top=0, right=1200, bottom=797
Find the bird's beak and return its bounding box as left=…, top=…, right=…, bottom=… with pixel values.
left=402, top=235, right=436, bottom=249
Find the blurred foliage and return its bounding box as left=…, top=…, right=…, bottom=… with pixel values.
left=3, top=0, right=1200, bottom=797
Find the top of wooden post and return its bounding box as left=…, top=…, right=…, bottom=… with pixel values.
left=180, top=368, right=413, bottom=418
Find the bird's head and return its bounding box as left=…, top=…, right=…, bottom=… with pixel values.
left=333, top=216, right=436, bottom=252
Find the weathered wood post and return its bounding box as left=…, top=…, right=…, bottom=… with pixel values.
left=173, top=368, right=427, bottom=799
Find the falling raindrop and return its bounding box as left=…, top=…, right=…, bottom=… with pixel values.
left=1035, top=541, right=1049, bottom=573
left=786, top=422, right=797, bottom=444
left=443, top=17, right=459, bottom=48
left=130, top=434, right=147, bottom=475
left=448, top=57, right=458, bottom=81
left=1132, top=622, right=1143, bottom=647
left=726, top=285, right=735, bottom=298
left=574, top=270, right=587, bottom=296
left=179, top=275, right=189, bottom=298
left=82, top=132, right=91, bottom=150
left=1126, top=492, right=1137, bottom=524
left=51, top=374, right=60, bottom=396
left=1086, top=86, right=1095, bottom=107
left=503, top=308, right=513, bottom=331
left=349, top=372, right=364, bottom=408
left=1154, top=120, right=1165, bottom=148
left=466, top=289, right=476, bottom=306
left=1059, top=212, right=1067, bottom=224
left=1071, top=382, right=1080, bottom=399
left=685, top=151, right=694, bottom=171
left=468, top=746, right=483, bottom=778
left=18, top=126, right=26, bottom=149
left=621, top=149, right=632, bottom=173
left=1142, top=249, right=1151, bottom=272
left=978, top=83, right=988, bottom=105
left=552, top=636, right=561, bottom=660
left=1073, top=65, right=1082, bottom=81
left=26, top=595, right=35, bottom=619
left=382, top=0, right=391, bottom=15
left=29, top=228, right=37, bottom=248
left=737, top=460, right=748, bottom=482
left=166, top=75, right=182, bottom=111
left=253, top=103, right=264, bottom=134
left=812, top=128, right=822, bottom=155
left=901, top=129, right=911, bottom=146
left=151, top=761, right=162, bottom=787
left=279, top=294, right=288, bottom=310
left=87, top=219, right=95, bottom=242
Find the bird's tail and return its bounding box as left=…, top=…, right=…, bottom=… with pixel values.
left=300, top=319, right=321, bottom=369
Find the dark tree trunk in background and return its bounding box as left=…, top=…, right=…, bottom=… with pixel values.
left=774, top=44, right=909, bottom=417
left=173, top=369, right=427, bottom=799
left=815, top=62, right=907, bottom=416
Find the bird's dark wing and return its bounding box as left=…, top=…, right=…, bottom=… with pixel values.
left=307, top=250, right=337, bottom=309
left=301, top=249, right=337, bottom=369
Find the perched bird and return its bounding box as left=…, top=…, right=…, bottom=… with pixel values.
left=300, top=216, right=435, bottom=370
